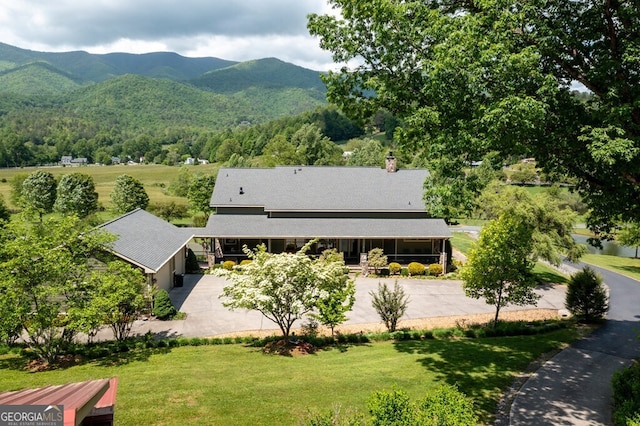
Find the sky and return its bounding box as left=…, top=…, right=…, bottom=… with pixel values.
left=0, top=0, right=340, bottom=71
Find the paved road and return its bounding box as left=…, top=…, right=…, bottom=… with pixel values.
left=510, top=264, right=640, bottom=425
left=122, top=275, right=566, bottom=339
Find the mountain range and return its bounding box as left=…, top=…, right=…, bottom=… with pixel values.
left=0, top=42, right=328, bottom=124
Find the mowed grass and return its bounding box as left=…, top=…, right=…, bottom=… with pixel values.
left=0, top=164, right=219, bottom=209
left=452, top=231, right=568, bottom=284
left=0, top=330, right=580, bottom=425
left=581, top=253, right=640, bottom=281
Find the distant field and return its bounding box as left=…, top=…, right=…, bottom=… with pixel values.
left=0, top=164, right=219, bottom=210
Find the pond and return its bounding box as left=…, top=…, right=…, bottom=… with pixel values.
left=572, top=234, right=638, bottom=258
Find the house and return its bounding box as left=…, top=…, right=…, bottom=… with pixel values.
left=60, top=155, right=72, bottom=166
left=204, top=156, right=451, bottom=267
left=60, top=156, right=88, bottom=166
left=98, top=209, right=193, bottom=291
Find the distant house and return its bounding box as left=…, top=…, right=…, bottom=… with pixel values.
left=184, top=157, right=195, bottom=165
left=204, top=155, right=451, bottom=267
left=99, top=209, right=194, bottom=291
left=111, top=156, right=121, bottom=165
left=60, top=156, right=88, bottom=166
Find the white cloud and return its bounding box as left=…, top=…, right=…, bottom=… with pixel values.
left=0, top=0, right=340, bottom=70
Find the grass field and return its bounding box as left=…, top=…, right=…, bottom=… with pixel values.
left=581, top=253, right=640, bottom=281
left=0, top=164, right=219, bottom=210
left=0, top=329, right=580, bottom=425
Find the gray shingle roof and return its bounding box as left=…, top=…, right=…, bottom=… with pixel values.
left=99, top=209, right=193, bottom=273
left=206, top=214, right=450, bottom=239
left=210, top=166, right=429, bottom=212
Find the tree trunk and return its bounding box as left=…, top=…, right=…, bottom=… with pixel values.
left=493, top=286, right=503, bottom=329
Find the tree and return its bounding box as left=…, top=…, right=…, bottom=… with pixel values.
left=0, top=195, right=9, bottom=224
left=370, top=281, right=409, bottom=332
left=461, top=214, right=540, bottom=328
left=474, top=181, right=586, bottom=265
left=565, top=266, right=609, bottom=322
left=9, top=173, right=28, bottom=207
left=215, top=241, right=353, bottom=338
left=147, top=201, right=189, bottom=222
left=346, top=138, right=385, bottom=167
left=167, top=167, right=193, bottom=197
left=21, top=170, right=57, bottom=219
left=73, top=260, right=147, bottom=342
left=262, top=134, right=304, bottom=167
left=293, top=123, right=343, bottom=166
left=311, top=249, right=355, bottom=336
left=0, top=214, right=114, bottom=362
left=617, top=222, right=640, bottom=258
left=308, top=2, right=640, bottom=231
left=54, top=172, right=99, bottom=218
left=367, top=247, right=388, bottom=274
left=110, top=174, right=149, bottom=214
left=187, top=173, right=216, bottom=217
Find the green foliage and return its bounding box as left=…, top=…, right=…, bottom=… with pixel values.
left=509, top=162, right=538, bottom=184
left=185, top=248, right=200, bottom=273
left=428, top=263, right=443, bottom=276
left=617, top=222, right=640, bottom=258
left=110, top=174, right=149, bottom=214
left=153, top=289, right=177, bottom=320
left=308, top=1, right=640, bottom=231
left=21, top=170, right=57, bottom=218
left=9, top=173, right=28, bottom=207
left=54, top=172, right=99, bottom=218
left=147, top=201, right=189, bottom=222
left=388, top=262, right=401, bottom=275
left=367, top=385, right=477, bottom=426
left=565, top=267, right=609, bottom=323
left=0, top=196, right=9, bottom=224
left=408, top=262, right=426, bottom=276
left=215, top=241, right=353, bottom=338
left=222, top=260, right=236, bottom=270
left=612, top=361, right=640, bottom=426
left=370, top=281, right=409, bottom=332
left=167, top=167, right=193, bottom=197
left=461, top=214, right=539, bottom=327
left=346, top=138, right=385, bottom=167
left=0, top=214, right=114, bottom=363
left=187, top=173, right=216, bottom=216
left=368, top=247, right=388, bottom=274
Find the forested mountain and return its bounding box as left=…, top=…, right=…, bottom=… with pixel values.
left=0, top=42, right=236, bottom=83
left=0, top=43, right=339, bottom=167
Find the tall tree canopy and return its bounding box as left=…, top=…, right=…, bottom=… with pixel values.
left=110, top=174, right=149, bottom=214
left=21, top=170, right=57, bottom=219
left=308, top=1, right=640, bottom=229
left=54, top=172, right=99, bottom=218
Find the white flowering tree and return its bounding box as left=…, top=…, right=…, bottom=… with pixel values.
left=215, top=242, right=354, bottom=338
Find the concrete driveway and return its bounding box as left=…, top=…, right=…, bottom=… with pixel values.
left=128, top=274, right=567, bottom=338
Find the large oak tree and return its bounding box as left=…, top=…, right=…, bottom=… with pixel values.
left=308, top=1, right=640, bottom=229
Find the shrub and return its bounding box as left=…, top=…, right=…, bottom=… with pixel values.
left=378, top=268, right=390, bottom=276
left=400, top=268, right=409, bottom=277
left=370, top=281, right=410, bottom=332
left=613, top=361, right=640, bottom=426
left=565, top=266, right=608, bottom=322
left=152, top=289, right=177, bottom=320
left=368, top=248, right=388, bottom=274
left=222, top=260, right=236, bottom=270
left=240, top=259, right=252, bottom=266
left=418, top=384, right=478, bottom=425
left=408, top=262, right=426, bottom=276
left=388, top=262, right=401, bottom=275
left=428, top=263, right=443, bottom=276
left=185, top=248, right=200, bottom=273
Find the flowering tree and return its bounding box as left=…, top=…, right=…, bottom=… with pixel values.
left=215, top=242, right=354, bottom=338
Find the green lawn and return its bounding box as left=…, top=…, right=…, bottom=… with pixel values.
left=0, top=330, right=579, bottom=425
left=451, top=231, right=568, bottom=284
left=581, top=253, right=640, bottom=281
left=0, top=164, right=219, bottom=210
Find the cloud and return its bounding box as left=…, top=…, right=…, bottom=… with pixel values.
left=0, top=0, right=338, bottom=70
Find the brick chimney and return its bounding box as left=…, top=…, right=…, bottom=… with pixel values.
left=385, top=152, right=397, bottom=173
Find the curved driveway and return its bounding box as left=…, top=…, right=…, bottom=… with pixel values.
left=510, top=264, right=640, bottom=425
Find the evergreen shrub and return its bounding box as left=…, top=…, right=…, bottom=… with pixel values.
left=389, top=262, right=402, bottom=275
left=153, top=289, right=177, bottom=320
left=428, top=263, right=443, bottom=276
left=408, top=262, right=426, bottom=276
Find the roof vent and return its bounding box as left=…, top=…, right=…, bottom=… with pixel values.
left=239, top=187, right=244, bottom=195
left=385, top=152, right=397, bottom=173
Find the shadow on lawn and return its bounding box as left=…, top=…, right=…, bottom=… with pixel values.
left=392, top=335, right=568, bottom=420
